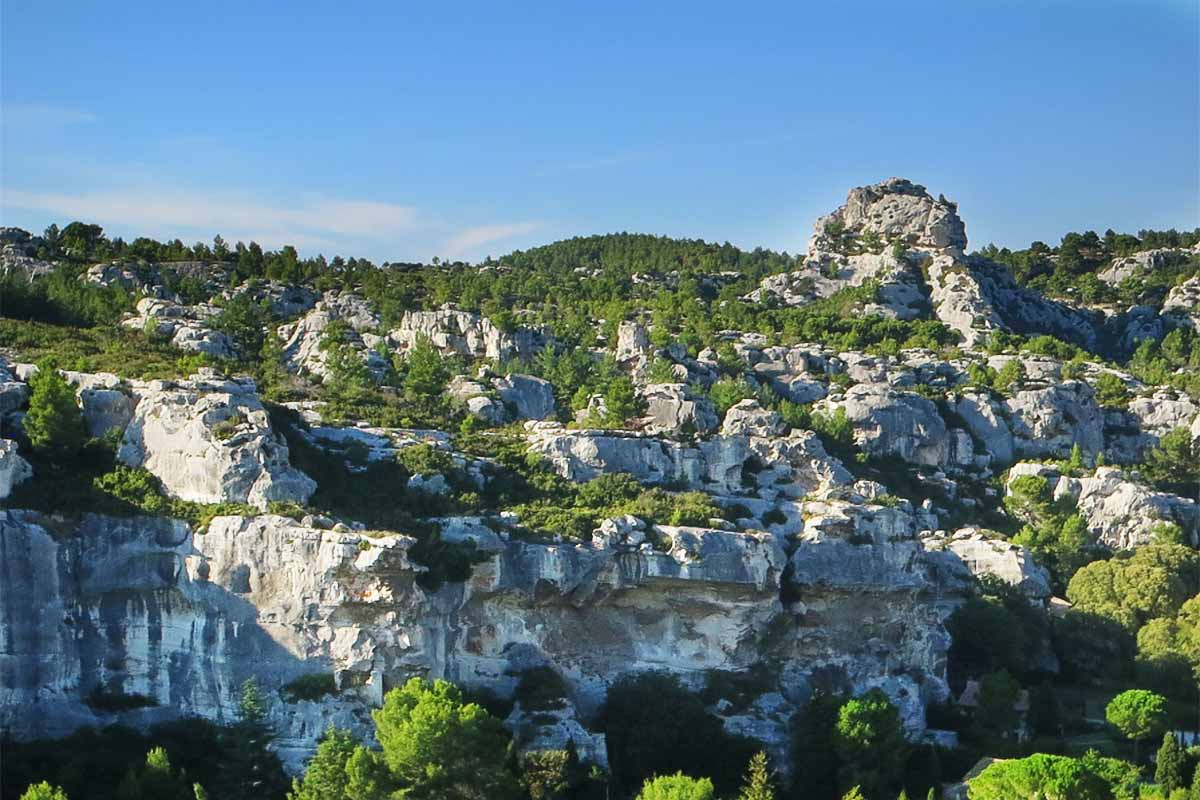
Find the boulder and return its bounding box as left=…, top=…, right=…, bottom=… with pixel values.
left=637, top=383, right=718, bottom=437
left=121, top=298, right=235, bottom=358
left=819, top=384, right=948, bottom=466
left=1005, top=382, right=1104, bottom=460
left=118, top=371, right=315, bottom=509
left=494, top=374, right=556, bottom=421
left=277, top=293, right=388, bottom=380
left=923, top=529, right=1051, bottom=600
left=388, top=305, right=543, bottom=361
left=721, top=399, right=784, bottom=437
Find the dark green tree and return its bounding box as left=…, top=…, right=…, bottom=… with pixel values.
left=116, top=747, right=195, bottom=800
left=736, top=751, right=775, bottom=800
left=599, top=671, right=757, bottom=797
left=1156, top=732, right=1188, bottom=793
left=23, top=358, right=86, bottom=456
left=1105, top=689, right=1168, bottom=762
left=19, top=783, right=69, bottom=800
left=833, top=689, right=907, bottom=799
left=603, top=376, right=639, bottom=427
left=635, top=773, right=715, bottom=800
left=287, top=727, right=358, bottom=800
left=213, top=678, right=288, bottom=800
left=371, top=677, right=520, bottom=800
left=790, top=691, right=843, bottom=800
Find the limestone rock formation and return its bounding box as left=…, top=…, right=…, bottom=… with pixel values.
left=721, top=399, right=784, bottom=438
left=1005, top=463, right=1197, bottom=549
left=118, top=371, right=315, bottom=509
left=121, top=298, right=236, bottom=358
left=494, top=374, right=556, bottom=421
left=388, top=305, right=544, bottom=361
left=921, top=528, right=1051, bottom=600
left=0, top=439, right=32, bottom=499
left=277, top=292, right=388, bottom=380
left=0, top=506, right=959, bottom=770
left=638, top=382, right=719, bottom=438
left=818, top=384, right=949, bottom=466
left=1099, top=248, right=1188, bottom=286
left=1005, top=382, right=1104, bottom=460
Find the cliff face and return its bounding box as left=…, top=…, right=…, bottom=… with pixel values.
left=0, top=506, right=957, bottom=772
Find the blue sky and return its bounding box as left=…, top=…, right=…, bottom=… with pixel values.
left=2, top=1, right=1197, bottom=263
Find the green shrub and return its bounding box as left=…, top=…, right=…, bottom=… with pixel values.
left=85, top=685, right=158, bottom=712
left=281, top=673, right=338, bottom=703
left=513, top=666, right=568, bottom=712
left=1093, top=372, right=1130, bottom=408
left=23, top=358, right=86, bottom=456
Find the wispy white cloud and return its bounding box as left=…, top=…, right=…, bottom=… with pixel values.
left=0, top=188, right=419, bottom=249
left=3, top=103, right=97, bottom=130
left=442, top=221, right=542, bottom=258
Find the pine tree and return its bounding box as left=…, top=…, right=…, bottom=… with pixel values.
left=1191, top=762, right=1200, bottom=800
left=23, top=358, right=85, bottom=456
left=1156, top=732, right=1187, bottom=793
left=737, top=751, right=775, bottom=800
left=214, top=678, right=289, bottom=800
left=841, top=788, right=866, bottom=800
left=19, top=783, right=68, bottom=800
left=288, top=727, right=359, bottom=800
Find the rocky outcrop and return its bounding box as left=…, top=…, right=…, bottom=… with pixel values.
left=494, top=374, right=556, bottom=421
left=277, top=292, right=389, bottom=380
left=0, top=439, right=32, bottom=499
left=813, top=177, right=966, bottom=253
left=1070, top=468, right=1197, bottom=549
left=745, top=179, right=951, bottom=320
left=388, top=305, right=545, bottom=361
left=921, top=528, right=1051, bottom=600
left=0, top=506, right=959, bottom=769
left=1005, top=464, right=1197, bottom=549
left=223, top=281, right=320, bottom=318
left=819, top=384, right=949, bottom=466
left=638, top=383, right=719, bottom=438
left=1164, top=276, right=1200, bottom=315
left=525, top=420, right=854, bottom=500
left=1099, top=248, right=1188, bottom=286
left=121, top=298, right=236, bottom=358
left=1005, top=382, right=1104, bottom=460
left=927, top=255, right=1102, bottom=351
left=0, top=228, right=54, bottom=280
left=118, top=371, right=315, bottom=509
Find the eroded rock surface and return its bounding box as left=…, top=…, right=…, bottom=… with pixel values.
left=118, top=371, right=315, bottom=509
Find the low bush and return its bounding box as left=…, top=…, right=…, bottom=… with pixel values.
left=280, top=673, right=337, bottom=703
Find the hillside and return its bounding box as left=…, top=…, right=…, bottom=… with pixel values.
left=1, top=178, right=1198, bottom=800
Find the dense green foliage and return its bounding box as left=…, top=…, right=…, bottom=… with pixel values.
left=966, top=751, right=1138, bottom=800
left=599, top=672, right=758, bottom=797
left=1105, top=690, right=1168, bottom=754
left=978, top=227, right=1200, bottom=306
left=634, top=773, right=715, bottom=800
left=22, top=358, right=86, bottom=456
left=371, top=677, right=522, bottom=799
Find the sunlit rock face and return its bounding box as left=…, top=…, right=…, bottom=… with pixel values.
left=0, top=506, right=964, bottom=773
left=117, top=371, right=315, bottom=510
